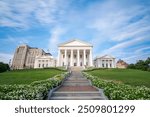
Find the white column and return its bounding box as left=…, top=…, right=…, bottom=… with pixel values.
left=108, top=60, right=110, bottom=68
left=111, top=60, right=114, bottom=68
left=64, top=49, right=67, bottom=66
left=77, top=49, right=80, bottom=66
left=57, top=49, right=60, bottom=66
left=104, top=60, right=106, bottom=68
left=70, top=49, right=73, bottom=66
left=113, top=59, right=116, bottom=68
left=83, top=49, right=86, bottom=66
left=89, top=49, right=93, bottom=66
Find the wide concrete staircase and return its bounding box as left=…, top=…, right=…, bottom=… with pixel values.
left=49, top=67, right=107, bottom=100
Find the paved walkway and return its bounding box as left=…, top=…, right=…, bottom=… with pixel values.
left=49, top=67, right=107, bottom=100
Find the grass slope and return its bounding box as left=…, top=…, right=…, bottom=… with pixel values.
left=0, top=68, right=63, bottom=85
left=86, top=69, right=150, bottom=87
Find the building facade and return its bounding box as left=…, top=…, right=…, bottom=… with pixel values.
left=94, top=55, right=116, bottom=68
left=57, top=40, right=93, bottom=67
left=116, top=59, right=128, bottom=68
left=12, top=45, right=45, bottom=69
left=12, top=40, right=118, bottom=70
left=34, top=53, right=56, bottom=68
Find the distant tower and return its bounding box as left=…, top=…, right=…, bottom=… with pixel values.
left=12, top=45, right=28, bottom=69
left=12, top=45, right=45, bottom=70
left=9, top=59, right=11, bottom=68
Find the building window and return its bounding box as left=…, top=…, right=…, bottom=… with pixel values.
left=80, top=54, right=82, bottom=58
left=46, top=64, right=48, bottom=67
left=68, top=55, right=70, bottom=58
left=102, top=64, right=104, bottom=67
left=106, top=63, right=108, bottom=68
left=38, top=60, right=41, bottom=62
left=63, top=55, right=65, bottom=58
left=42, top=60, right=44, bottom=62
left=86, top=54, right=88, bottom=58
left=39, top=64, right=40, bottom=68
left=42, top=64, right=44, bottom=68
left=62, top=62, right=64, bottom=66
left=74, top=63, right=77, bottom=66
left=74, top=55, right=76, bottom=58
left=46, top=60, right=48, bottom=62
left=110, top=63, right=112, bottom=68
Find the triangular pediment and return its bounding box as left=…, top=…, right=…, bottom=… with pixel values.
left=58, top=39, right=92, bottom=47
left=95, top=55, right=115, bottom=60
left=101, top=55, right=115, bottom=59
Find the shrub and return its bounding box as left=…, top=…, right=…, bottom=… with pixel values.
left=0, top=72, right=69, bottom=100
left=83, top=72, right=150, bottom=100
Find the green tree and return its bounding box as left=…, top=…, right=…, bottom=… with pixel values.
left=135, top=60, right=147, bottom=71
left=127, top=64, right=135, bottom=69
left=0, top=62, right=10, bottom=73
left=127, top=57, right=150, bottom=71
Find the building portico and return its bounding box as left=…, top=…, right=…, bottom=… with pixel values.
left=57, top=40, right=93, bottom=67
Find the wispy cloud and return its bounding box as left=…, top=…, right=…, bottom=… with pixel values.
left=104, top=35, right=149, bottom=53
left=0, top=53, right=13, bottom=63
left=48, top=26, right=67, bottom=55
left=88, top=1, right=150, bottom=41
left=122, top=52, right=150, bottom=63
left=135, top=46, right=150, bottom=53
left=0, top=0, right=150, bottom=64
left=5, top=36, right=29, bottom=45
left=0, top=0, right=68, bottom=28
left=84, top=0, right=150, bottom=63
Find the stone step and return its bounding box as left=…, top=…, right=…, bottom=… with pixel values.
left=50, top=96, right=106, bottom=100
left=70, top=67, right=84, bottom=71
left=68, top=77, right=87, bottom=80
left=52, top=91, right=103, bottom=97
left=56, top=86, right=98, bottom=92
left=67, top=79, right=87, bottom=81
left=65, top=80, right=89, bottom=82
left=63, top=82, right=90, bottom=86
left=48, top=69, right=108, bottom=100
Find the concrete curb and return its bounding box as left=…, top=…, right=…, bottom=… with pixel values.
left=47, top=73, right=71, bottom=100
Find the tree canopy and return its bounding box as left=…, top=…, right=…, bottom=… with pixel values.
left=0, top=62, right=10, bottom=73
left=128, top=57, right=150, bottom=71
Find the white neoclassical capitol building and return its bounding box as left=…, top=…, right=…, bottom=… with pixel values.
left=12, top=39, right=116, bottom=69
left=57, top=40, right=93, bottom=67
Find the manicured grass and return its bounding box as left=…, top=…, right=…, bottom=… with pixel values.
left=0, top=68, right=64, bottom=85
left=86, top=69, right=150, bottom=87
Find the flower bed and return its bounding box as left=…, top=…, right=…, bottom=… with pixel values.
left=83, top=72, right=150, bottom=100
left=0, top=72, right=69, bottom=100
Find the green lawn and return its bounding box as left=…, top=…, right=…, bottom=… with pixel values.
left=0, top=68, right=64, bottom=85
left=86, top=68, right=150, bottom=87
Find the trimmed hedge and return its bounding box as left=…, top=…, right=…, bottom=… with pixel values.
left=83, top=72, right=150, bottom=100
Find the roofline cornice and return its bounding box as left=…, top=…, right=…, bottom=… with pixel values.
left=58, top=39, right=93, bottom=47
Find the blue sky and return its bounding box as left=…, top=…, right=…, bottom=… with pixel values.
left=0, top=0, right=150, bottom=64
